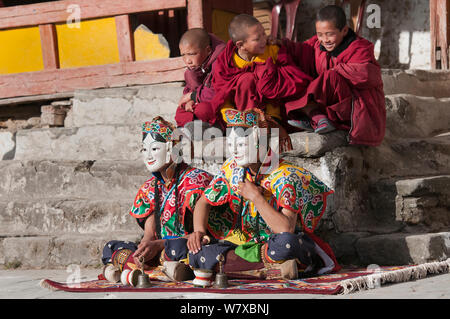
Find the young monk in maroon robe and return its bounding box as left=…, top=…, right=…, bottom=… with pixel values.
left=175, top=28, right=225, bottom=129
left=286, top=5, right=386, bottom=145
left=209, top=14, right=314, bottom=129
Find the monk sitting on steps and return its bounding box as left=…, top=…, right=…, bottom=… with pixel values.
left=175, top=28, right=226, bottom=135
left=209, top=14, right=315, bottom=130
left=285, top=5, right=386, bottom=145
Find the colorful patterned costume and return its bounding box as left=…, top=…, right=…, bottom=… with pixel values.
left=130, top=162, right=213, bottom=239
left=204, top=157, right=333, bottom=243
left=102, top=117, right=214, bottom=270
left=164, top=108, right=340, bottom=277
left=164, top=156, right=340, bottom=276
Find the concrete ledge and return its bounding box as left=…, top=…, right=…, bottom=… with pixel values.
left=395, top=175, right=450, bottom=196
left=0, top=198, right=139, bottom=235
left=0, top=131, right=15, bottom=160
left=70, top=83, right=183, bottom=128
left=385, top=94, right=450, bottom=139
left=0, top=232, right=141, bottom=268
left=382, top=69, right=450, bottom=98
left=355, top=232, right=450, bottom=266
left=0, top=160, right=148, bottom=200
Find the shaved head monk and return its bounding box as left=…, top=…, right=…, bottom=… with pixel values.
left=175, top=28, right=226, bottom=133
left=285, top=5, right=386, bottom=145
left=208, top=14, right=315, bottom=131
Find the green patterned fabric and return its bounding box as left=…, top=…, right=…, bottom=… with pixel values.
left=204, top=158, right=334, bottom=243
left=235, top=242, right=263, bottom=263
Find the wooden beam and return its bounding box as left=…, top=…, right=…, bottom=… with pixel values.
left=0, top=58, right=186, bottom=99
left=431, top=0, right=438, bottom=69
left=39, top=24, right=59, bottom=69
left=187, top=0, right=204, bottom=29
left=430, top=0, right=450, bottom=69
left=0, top=0, right=187, bottom=30
left=115, top=15, right=135, bottom=63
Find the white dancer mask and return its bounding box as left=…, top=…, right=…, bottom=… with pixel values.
left=227, top=127, right=259, bottom=167
left=141, top=133, right=171, bottom=173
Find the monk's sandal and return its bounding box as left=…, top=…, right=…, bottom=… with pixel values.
left=288, top=119, right=314, bottom=132
left=314, top=118, right=336, bottom=134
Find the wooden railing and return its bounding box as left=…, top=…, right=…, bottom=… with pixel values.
left=0, top=0, right=252, bottom=99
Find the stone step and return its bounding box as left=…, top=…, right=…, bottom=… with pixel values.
left=385, top=94, right=450, bottom=139
left=396, top=175, right=450, bottom=197
left=0, top=160, right=149, bottom=201
left=362, top=134, right=450, bottom=183
left=369, top=175, right=450, bottom=233
left=382, top=69, right=450, bottom=98
left=1, top=230, right=448, bottom=269
left=11, top=124, right=350, bottom=161
left=67, top=83, right=183, bottom=128
left=6, top=91, right=448, bottom=161
left=0, top=198, right=140, bottom=235
left=395, top=175, right=450, bottom=230
left=328, top=231, right=450, bottom=267
left=354, top=231, right=450, bottom=266
left=0, top=232, right=141, bottom=269
left=14, top=125, right=141, bottom=161
left=65, top=71, right=450, bottom=129
left=1, top=138, right=357, bottom=201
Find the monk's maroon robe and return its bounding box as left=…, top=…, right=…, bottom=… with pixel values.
left=209, top=40, right=314, bottom=128
left=285, top=29, right=386, bottom=146
left=175, top=34, right=226, bottom=127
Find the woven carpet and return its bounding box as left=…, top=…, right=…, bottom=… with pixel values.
left=40, top=258, right=450, bottom=295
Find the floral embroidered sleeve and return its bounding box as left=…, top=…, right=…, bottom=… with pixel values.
left=201, top=171, right=239, bottom=240
left=269, top=164, right=334, bottom=233
left=129, top=178, right=155, bottom=219
left=180, top=168, right=214, bottom=215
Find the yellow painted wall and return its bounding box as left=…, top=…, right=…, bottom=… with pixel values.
left=134, top=25, right=170, bottom=61
left=0, top=26, right=44, bottom=75
left=56, top=17, right=120, bottom=69
left=0, top=16, right=176, bottom=75
left=212, top=9, right=237, bottom=42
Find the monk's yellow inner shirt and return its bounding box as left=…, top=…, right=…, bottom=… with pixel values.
left=221, top=45, right=281, bottom=120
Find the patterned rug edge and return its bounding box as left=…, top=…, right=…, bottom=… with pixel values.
left=338, top=258, right=450, bottom=294
left=39, top=278, right=342, bottom=295
left=39, top=258, right=450, bottom=295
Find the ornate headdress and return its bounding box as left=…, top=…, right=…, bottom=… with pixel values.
left=220, top=107, right=293, bottom=153
left=142, top=116, right=177, bottom=143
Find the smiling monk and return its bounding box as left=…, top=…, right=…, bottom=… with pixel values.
left=285, top=5, right=386, bottom=145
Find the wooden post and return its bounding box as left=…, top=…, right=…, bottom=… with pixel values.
left=187, top=0, right=204, bottom=29
left=430, top=0, right=450, bottom=69
left=115, top=15, right=135, bottom=63
left=39, top=24, right=59, bottom=69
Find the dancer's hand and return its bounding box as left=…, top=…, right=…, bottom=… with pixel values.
left=132, top=238, right=161, bottom=268
left=187, top=231, right=210, bottom=254
left=238, top=179, right=263, bottom=202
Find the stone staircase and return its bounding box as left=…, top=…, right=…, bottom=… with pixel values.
left=0, top=70, right=449, bottom=269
